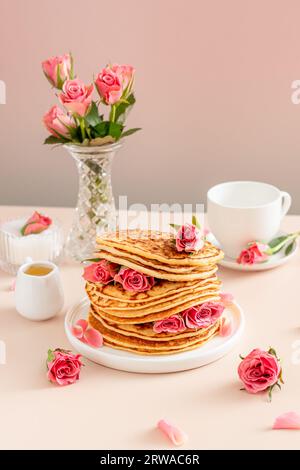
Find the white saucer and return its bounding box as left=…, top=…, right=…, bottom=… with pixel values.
left=64, top=298, right=245, bottom=374
left=207, top=232, right=298, bottom=272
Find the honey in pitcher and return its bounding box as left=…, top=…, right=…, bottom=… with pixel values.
left=25, top=264, right=53, bottom=276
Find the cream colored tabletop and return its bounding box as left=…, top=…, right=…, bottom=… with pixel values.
left=1, top=206, right=300, bottom=450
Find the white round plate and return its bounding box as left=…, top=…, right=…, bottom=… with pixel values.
left=64, top=298, right=245, bottom=374
left=207, top=232, right=298, bottom=272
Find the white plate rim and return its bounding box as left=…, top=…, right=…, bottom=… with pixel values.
left=64, top=298, right=245, bottom=374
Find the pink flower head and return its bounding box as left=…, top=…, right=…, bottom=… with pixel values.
left=42, top=54, right=72, bottom=89
left=83, top=260, right=119, bottom=284
left=182, top=302, right=224, bottom=329
left=153, top=315, right=186, bottom=334
left=21, top=211, right=52, bottom=236
left=95, top=67, right=123, bottom=105
left=176, top=223, right=203, bottom=253
left=111, top=64, right=135, bottom=90
left=238, top=348, right=282, bottom=395
left=114, top=267, right=155, bottom=292
left=71, top=319, right=103, bottom=348
left=273, top=412, right=300, bottom=430
left=59, top=79, right=93, bottom=116
left=237, top=242, right=269, bottom=265
left=43, top=105, right=75, bottom=139
left=46, top=348, right=83, bottom=386
left=157, top=419, right=188, bottom=446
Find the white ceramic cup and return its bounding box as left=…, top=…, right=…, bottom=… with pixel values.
left=207, top=181, right=292, bottom=259
left=15, top=260, right=64, bottom=321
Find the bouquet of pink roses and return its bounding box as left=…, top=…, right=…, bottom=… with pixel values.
left=42, top=54, right=140, bottom=146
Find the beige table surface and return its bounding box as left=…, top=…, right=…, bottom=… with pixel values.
left=1, top=206, right=300, bottom=450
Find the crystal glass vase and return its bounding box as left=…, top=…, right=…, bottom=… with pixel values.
left=64, top=142, right=122, bottom=261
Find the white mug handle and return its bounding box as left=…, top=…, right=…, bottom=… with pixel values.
left=280, top=191, right=292, bottom=218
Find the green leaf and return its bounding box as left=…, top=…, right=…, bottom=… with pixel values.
left=114, top=93, right=136, bottom=122
left=47, top=349, right=55, bottom=363
left=82, top=258, right=102, bottom=263
left=192, top=214, right=201, bottom=230
left=169, top=223, right=181, bottom=231
left=268, top=235, right=289, bottom=249
left=268, top=384, right=274, bottom=402
left=268, top=347, right=277, bottom=358
left=43, top=135, right=66, bottom=145
left=94, top=121, right=110, bottom=138
left=108, top=122, right=123, bottom=139
left=279, top=368, right=284, bottom=384
left=121, top=127, right=141, bottom=138
left=84, top=101, right=102, bottom=127
left=285, top=241, right=295, bottom=256
left=69, top=125, right=82, bottom=142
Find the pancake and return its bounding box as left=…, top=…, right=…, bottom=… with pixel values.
left=91, top=292, right=221, bottom=324
left=86, top=280, right=221, bottom=311
left=96, top=243, right=216, bottom=273
left=90, top=287, right=220, bottom=317
left=93, top=250, right=218, bottom=281
left=89, top=311, right=220, bottom=354
left=85, top=275, right=219, bottom=304
left=102, top=335, right=220, bottom=355
left=83, top=228, right=225, bottom=356
left=90, top=307, right=221, bottom=341
left=96, top=230, right=223, bottom=266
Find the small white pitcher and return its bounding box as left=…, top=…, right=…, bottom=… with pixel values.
left=15, top=260, right=64, bottom=321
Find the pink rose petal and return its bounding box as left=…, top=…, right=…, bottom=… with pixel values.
left=84, top=328, right=103, bottom=348
left=219, top=317, right=232, bottom=337
left=71, top=325, right=85, bottom=339
left=273, top=412, right=300, bottom=430
left=220, top=292, right=234, bottom=306
left=157, top=419, right=188, bottom=446
left=75, top=319, right=88, bottom=332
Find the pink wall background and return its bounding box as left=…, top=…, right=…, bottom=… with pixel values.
left=1, top=0, right=300, bottom=211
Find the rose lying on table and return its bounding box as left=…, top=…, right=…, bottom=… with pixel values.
left=238, top=347, right=284, bottom=401
left=46, top=348, right=83, bottom=386
left=237, top=231, right=300, bottom=265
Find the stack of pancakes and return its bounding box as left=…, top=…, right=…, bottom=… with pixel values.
left=87, top=230, right=224, bottom=355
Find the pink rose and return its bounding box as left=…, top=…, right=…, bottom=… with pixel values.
left=111, top=64, right=135, bottom=90
left=238, top=348, right=282, bottom=395
left=42, top=54, right=72, bottom=89
left=47, top=349, right=83, bottom=386
left=153, top=315, right=186, bottom=334
left=237, top=242, right=268, bottom=265
left=83, top=260, right=118, bottom=284
left=59, top=79, right=93, bottom=117
left=95, top=67, right=123, bottom=105
left=182, top=302, right=224, bottom=329
left=176, top=223, right=204, bottom=253
left=43, top=105, right=75, bottom=138
left=21, top=211, right=52, bottom=236
left=114, top=267, right=155, bottom=292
